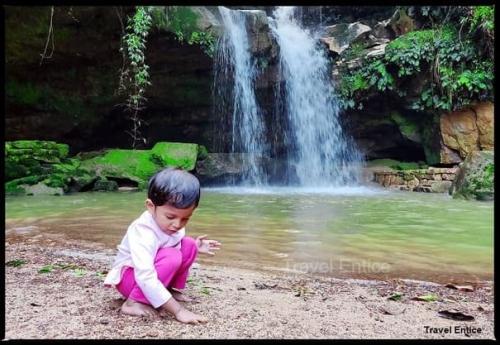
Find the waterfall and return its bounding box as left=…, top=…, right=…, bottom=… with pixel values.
left=214, top=6, right=363, bottom=188
left=270, top=6, right=364, bottom=186
left=213, top=6, right=267, bottom=186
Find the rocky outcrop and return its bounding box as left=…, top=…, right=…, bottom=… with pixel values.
left=439, top=102, right=494, bottom=163
left=190, top=6, right=223, bottom=35
left=440, top=108, right=480, bottom=159
left=241, top=9, right=278, bottom=60
left=320, top=22, right=372, bottom=55
left=450, top=150, right=494, bottom=201
left=387, top=8, right=415, bottom=37
left=475, top=102, right=494, bottom=150
left=195, top=153, right=268, bottom=185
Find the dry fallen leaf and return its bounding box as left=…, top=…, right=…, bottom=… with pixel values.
left=445, top=283, right=474, bottom=292
left=438, top=309, right=475, bottom=321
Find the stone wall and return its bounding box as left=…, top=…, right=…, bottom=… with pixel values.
left=373, top=167, right=459, bottom=193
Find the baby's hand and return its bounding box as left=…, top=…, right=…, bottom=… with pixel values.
left=195, top=235, right=221, bottom=256
left=175, top=307, right=208, bottom=324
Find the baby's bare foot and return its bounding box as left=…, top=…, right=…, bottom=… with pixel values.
left=121, top=298, right=158, bottom=318
left=169, top=288, right=193, bottom=302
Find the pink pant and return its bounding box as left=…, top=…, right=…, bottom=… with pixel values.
left=116, top=236, right=198, bottom=306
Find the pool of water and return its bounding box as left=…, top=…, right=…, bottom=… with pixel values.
left=5, top=186, right=493, bottom=283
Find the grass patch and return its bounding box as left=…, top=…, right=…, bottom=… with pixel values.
left=6, top=259, right=27, bottom=267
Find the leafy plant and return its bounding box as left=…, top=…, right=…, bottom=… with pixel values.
left=6, top=259, right=27, bottom=267
left=412, top=294, right=438, bottom=302
left=118, top=6, right=153, bottom=149
left=387, top=292, right=403, bottom=301
left=148, top=6, right=216, bottom=57
left=73, top=268, right=87, bottom=277
left=337, top=11, right=494, bottom=113
left=54, top=262, right=80, bottom=270
left=38, top=264, right=54, bottom=273
left=200, top=286, right=211, bottom=295
left=96, top=271, right=107, bottom=279
left=470, top=6, right=494, bottom=32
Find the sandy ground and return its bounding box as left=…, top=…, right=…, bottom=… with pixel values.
left=4, top=232, right=495, bottom=340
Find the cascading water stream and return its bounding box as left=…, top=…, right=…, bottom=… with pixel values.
left=213, top=6, right=267, bottom=186
left=270, top=6, right=364, bottom=187
left=214, top=6, right=364, bottom=189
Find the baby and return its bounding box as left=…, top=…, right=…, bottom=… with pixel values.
left=104, top=167, right=221, bottom=324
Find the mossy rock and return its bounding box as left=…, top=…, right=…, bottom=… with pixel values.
left=5, top=140, right=70, bottom=181
left=451, top=150, right=494, bottom=201
left=419, top=114, right=441, bottom=165
left=5, top=175, right=46, bottom=195
left=6, top=140, right=69, bottom=159
left=93, top=178, right=119, bottom=192
left=80, top=149, right=162, bottom=187
left=151, top=142, right=199, bottom=171
left=390, top=162, right=423, bottom=170
left=23, top=182, right=64, bottom=196
left=389, top=111, right=421, bottom=143
left=197, top=144, right=209, bottom=161
left=5, top=156, right=43, bottom=181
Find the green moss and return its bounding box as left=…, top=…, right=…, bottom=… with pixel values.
left=5, top=80, right=43, bottom=105
left=419, top=114, right=441, bottom=165
left=365, top=158, right=426, bottom=171
left=42, top=173, right=71, bottom=189
left=6, top=79, right=88, bottom=118
left=390, top=162, right=421, bottom=170
left=148, top=6, right=216, bottom=57
left=81, top=149, right=161, bottom=185
left=150, top=6, right=198, bottom=38
left=6, top=140, right=69, bottom=161
left=387, top=29, right=435, bottom=51
left=197, top=145, right=209, bottom=161
left=365, top=159, right=402, bottom=168
left=151, top=142, right=198, bottom=171
left=390, top=111, right=419, bottom=140
left=470, top=162, right=494, bottom=191
left=342, top=42, right=366, bottom=61
left=5, top=140, right=70, bottom=181
left=452, top=151, right=494, bottom=201
left=5, top=175, right=45, bottom=195
left=5, top=181, right=27, bottom=195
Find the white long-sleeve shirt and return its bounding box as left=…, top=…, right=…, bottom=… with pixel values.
left=104, top=210, right=185, bottom=308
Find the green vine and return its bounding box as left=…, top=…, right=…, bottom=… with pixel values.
left=118, top=6, right=152, bottom=149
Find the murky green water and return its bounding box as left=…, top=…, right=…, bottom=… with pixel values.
left=5, top=186, right=493, bottom=283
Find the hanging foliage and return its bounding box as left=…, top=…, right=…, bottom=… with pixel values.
left=118, top=6, right=152, bottom=149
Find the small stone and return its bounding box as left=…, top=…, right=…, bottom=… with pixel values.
left=99, top=318, right=109, bottom=325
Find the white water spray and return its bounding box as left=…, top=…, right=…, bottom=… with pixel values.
left=270, top=6, right=364, bottom=186
left=214, top=7, right=267, bottom=186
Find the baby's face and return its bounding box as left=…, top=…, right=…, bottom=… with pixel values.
left=146, top=199, right=196, bottom=235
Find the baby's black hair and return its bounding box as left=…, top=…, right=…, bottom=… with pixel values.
left=147, top=167, right=200, bottom=208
